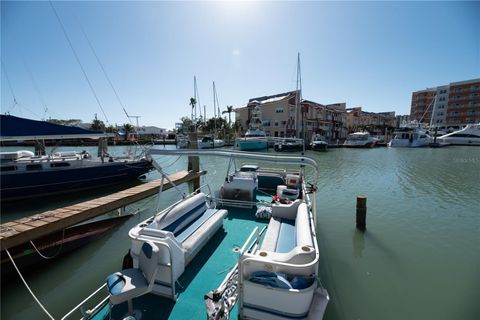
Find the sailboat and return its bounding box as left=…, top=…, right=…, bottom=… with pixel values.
left=198, top=81, right=225, bottom=149
left=0, top=115, right=152, bottom=201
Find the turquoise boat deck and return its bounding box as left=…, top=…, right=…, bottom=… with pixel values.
left=91, top=200, right=271, bottom=320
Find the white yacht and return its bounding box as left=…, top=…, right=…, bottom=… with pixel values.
left=343, top=132, right=377, bottom=148
left=198, top=136, right=225, bottom=149
left=388, top=124, right=432, bottom=148
left=437, top=123, right=480, bottom=146
left=235, top=106, right=268, bottom=151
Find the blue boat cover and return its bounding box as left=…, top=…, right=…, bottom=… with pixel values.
left=0, top=115, right=104, bottom=140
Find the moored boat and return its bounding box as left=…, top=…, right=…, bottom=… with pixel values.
left=50, top=149, right=329, bottom=320
left=0, top=115, right=153, bottom=202
left=273, top=138, right=304, bottom=152
left=236, top=106, right=268, bottom=151
left=436, top=123, right=480, bottom=146
left=0, top=215, right=132, bottom=277
left=310, top=134, right=328, bottom=151
left=198, top=136, right=225, bottom=149
left=343, top=131, right=377, bottom=148
left=388, top=124, right=432, bottom=148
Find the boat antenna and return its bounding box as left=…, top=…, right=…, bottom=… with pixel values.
left=49, top=1, right=109, bottom=124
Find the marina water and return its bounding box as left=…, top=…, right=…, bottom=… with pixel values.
left=1, top=145, right=479, bottom=319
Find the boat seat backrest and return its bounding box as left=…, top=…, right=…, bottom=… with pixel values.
left=139, top=241, right=159, bottom=284
left=295, top=203, right=313, bottom=248
left=154, top=193, right=207, bottom=234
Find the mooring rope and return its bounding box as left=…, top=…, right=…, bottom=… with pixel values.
left=29, top=228, right=66, bottom=260
left=5, top=249, right=56, bottom=320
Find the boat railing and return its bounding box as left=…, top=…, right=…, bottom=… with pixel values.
left=61, top=283, right=108, bottom=320
left=148, top=149, right=318, bottom=185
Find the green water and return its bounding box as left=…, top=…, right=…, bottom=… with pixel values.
left=1, top=146, right=479, bottom=319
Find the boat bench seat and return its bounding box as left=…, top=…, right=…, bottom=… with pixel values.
left=146, top=192, right=227, bottom=263
left=260, top=202, right=315, bottom=264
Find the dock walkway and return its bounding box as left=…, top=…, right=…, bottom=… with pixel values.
left=0, top=170, right=203, bottom=250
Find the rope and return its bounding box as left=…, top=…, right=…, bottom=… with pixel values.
left=29, top=228, right=66, bottom=260
left=78, top=20, right=128, bottom=122
left=1, top=58, right=19, bottom=114
left=49, top=1, right=109, bottom=124
left=5, top=249, right=56, bottom=320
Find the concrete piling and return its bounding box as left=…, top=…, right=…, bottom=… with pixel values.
left=356, top=195, right=367, bottom=231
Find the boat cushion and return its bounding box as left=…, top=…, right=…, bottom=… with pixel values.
left=275, top=219, right=296, bottom=253
left=175, top=208, right=220, bottom=243
left=183, top=209, right=228, bottom=264
left=295, top=203, right=313, bottom=248
left=260, top=217, right=281, bottom=251
left=106, top=274, right=125, bottom=296
left=155, top=193, right=207, bottom=234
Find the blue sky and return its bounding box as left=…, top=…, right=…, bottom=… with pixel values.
left=1, top=1, right=479, bottom=129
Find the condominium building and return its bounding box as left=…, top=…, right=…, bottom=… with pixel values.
left=410, top=78, right=480, bottom=129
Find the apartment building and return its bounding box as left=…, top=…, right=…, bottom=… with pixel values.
left=410, top=78, right=480, bottom=129
left=235, top=91, right=348, bottom=143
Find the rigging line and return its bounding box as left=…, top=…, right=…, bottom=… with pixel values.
left=20, top=54, right=48, bottom=113
left=5, top=249, right=56, bottom=320
left=1, top=59, right=19, bottom=110
left=48, top=1, right=109, bottom=124
left=77, top=20, right=128, bottom=121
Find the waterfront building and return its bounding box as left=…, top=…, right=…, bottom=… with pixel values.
left=235, top=91, right=348, bottom=143
left=410, top=78, right=480, bottom=129
left=346, top=107, right=396, bottom=136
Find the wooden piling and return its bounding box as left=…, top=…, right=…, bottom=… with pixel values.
left=356, top=195, right=367, bottom=231
left=188, top=131, right=200, bottom=191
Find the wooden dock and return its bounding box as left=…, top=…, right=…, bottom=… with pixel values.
left=0, top=170, right=203, bottom=251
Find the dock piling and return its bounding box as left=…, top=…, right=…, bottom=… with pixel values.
left=356, top=195, right=367, bottom=231
left=188, top=132, right=200, bottom=191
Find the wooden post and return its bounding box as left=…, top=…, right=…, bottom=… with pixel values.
left=356, top=195, right=367, bottom=231
left=188, top=131, right=200, bottom=191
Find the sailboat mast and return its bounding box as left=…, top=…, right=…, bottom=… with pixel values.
left=194, top=76, right=198, bottom=122
left=296, top=52, right=305, bottom=153
left=213, top=81, right=217, bottom=136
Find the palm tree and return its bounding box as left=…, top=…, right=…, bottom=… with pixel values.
left=123, top=123, right=134, bottom=141
left=189, top=97, right=196, bottom=121
left=222, top=105, right=234, bottom=127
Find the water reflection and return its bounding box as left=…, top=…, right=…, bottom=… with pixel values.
left=352, top=229, right=365, bottom=258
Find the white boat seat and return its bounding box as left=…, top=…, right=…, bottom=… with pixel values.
left=260, top=203, right=314, bottom=262
left=106, top=241, right=159, bottom=313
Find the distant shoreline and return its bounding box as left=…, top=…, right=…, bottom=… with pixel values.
left=0, top=139, right=177, bottom=147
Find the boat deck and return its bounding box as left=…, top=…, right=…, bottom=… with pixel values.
left=91, top=202, right=270, bottom=320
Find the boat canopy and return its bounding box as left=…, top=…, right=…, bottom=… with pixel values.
left=0, top=115, right=107, bottom=141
